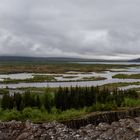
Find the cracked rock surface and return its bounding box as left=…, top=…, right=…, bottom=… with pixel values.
left=0, top=117, right=140, bottom=140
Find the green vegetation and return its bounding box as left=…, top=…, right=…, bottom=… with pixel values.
left=0, top=62, right=137, bottom=74
left=30, top=75, right=57, bottom=82
left=0, top=107, right=87, bottom=122
left=0, top=86, right=139, bottom=122
left=62, top=76, right=78, bottom=79
left=122, top=98, right=140, bottom=107
left=112, top=74, right=140, bottom=79
left=80, top=76, right=106, bottom=81
left=1, top=75, right=57, bottom=84
left=0, top=60, right=140, bottom=122
left=0, top=88, right=9, bottom=95
left=102, top=82, right=140, bottom=89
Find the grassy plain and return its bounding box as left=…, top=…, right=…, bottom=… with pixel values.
left=1, top=75, right=57, bottom=84
left=112, top=74, right=140, bottom=79
left=0, top=61, right=138, bottom=74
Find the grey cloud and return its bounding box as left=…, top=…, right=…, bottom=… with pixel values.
left=0, top=0, right=140, bottom=59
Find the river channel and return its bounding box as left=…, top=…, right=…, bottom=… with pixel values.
left=0, top=67, right=140, bottom=89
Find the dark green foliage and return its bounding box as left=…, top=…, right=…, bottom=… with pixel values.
left=1, top=94, right=14, bottom=109
left=1, top=92, right=42, bottom=111
left=54, top=87, right=138, bottom=111
left=0, top=86, right=138, bottom=113
left=35, top=95, right=41, bottom=109
left=22, top=92, right=34, bottom=107
left=13, top=94, right=22, bottom=110
left=0, top=89, right=9, bottom=95
left=43, top=93, right=53, bottom=112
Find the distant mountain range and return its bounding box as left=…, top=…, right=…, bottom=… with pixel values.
left=0, top=56, right=96, bottom=63
left=131, top=58, right=140, bottom=62
left=0, top=56, right=139, bottom=63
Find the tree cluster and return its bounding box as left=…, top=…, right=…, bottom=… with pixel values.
left=0, top=86, right=138, bottom=112
left=54, top=86, right=138, bottom=110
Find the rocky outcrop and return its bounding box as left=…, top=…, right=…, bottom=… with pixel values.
left=62, top=107, right=140, bottom=129
left=0, top=117, right=140, bottom=140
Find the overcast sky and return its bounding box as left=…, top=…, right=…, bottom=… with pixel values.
left=0, top=0, right=140, bottom=60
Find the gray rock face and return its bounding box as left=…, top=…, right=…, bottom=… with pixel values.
left=0, top=118, right=140, bottom=140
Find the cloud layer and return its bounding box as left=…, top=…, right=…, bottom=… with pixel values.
left=0, top=0, right=140, bottom=60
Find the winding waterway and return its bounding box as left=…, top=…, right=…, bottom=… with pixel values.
left=0, top=66, right=140, bottom=89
